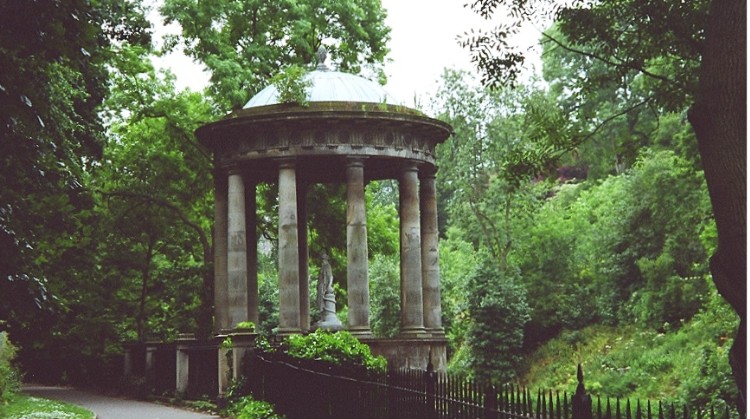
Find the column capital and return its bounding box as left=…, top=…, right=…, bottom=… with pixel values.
left=276, top=157, right=297, bottom=169
left=345, top=156, right=368, bottom=168
left=401, top=160, right=421, bottom=174
left=226, top=164, right=243, bottom=176
left=419, top=164, right=438, bottom=179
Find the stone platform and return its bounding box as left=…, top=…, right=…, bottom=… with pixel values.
left=360, top=336, right=448, bottom=371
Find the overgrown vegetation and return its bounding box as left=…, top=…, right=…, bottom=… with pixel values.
left=0, top=332, right=19, bottom=403
left=280, top=330, right=387, bottom=373
left=1, top=394, right=95, bottom=419
left=0, top=0, right=741, bottom=411
left=270, top=65, right=312, bottom=106
left=519, top=285, right=738, bottom=412
left=225, top=393, right=285, bottom=419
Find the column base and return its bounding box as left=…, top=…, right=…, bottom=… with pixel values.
left=398, top=327, right=432, bottom=339
left=427, top=327, right=445, bottom=337
left=347, top=326, right=374, bottom=339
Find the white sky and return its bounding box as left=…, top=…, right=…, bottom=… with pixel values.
left=148, top=0, right=543, bottom=107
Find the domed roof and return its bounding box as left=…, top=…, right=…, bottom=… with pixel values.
left=243, top=48, right=400, bottom=109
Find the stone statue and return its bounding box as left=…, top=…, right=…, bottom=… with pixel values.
left=316, top=253, right=333, bottom=311
left=314, top=252, right=343, bottom=331
left=316, top=45, right=330, bottom=71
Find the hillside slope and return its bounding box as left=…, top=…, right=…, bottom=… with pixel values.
left=518, top=287, right=739, bottom=412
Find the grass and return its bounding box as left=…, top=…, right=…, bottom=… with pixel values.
left=1, top=393, right=94, bottom=419
left=517, top=289, right=740, bottom=413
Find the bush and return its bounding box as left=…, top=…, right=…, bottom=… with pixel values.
left=465, top=260, right=531, bottom=383
left=282, top=330, right=387, bottom=374
left=226, top=394, right=285, bottom=419
left=0, top=331, right=20, bottom=402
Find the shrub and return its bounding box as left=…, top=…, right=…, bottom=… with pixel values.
left=282, top=330, right=387, bottom=373
left=235, top=321, right=256, bottom=331
left=465, top=260, right=530, bottom=383
left=0, top=331, right=20, bottom=402
left=270, top=65, right=311, bottom=106
left=226, top=394, right=285, bottom=419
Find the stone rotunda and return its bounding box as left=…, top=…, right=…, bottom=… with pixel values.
left=197, top=50, right=453, bottom=370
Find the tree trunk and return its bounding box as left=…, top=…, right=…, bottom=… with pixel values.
left=137, top=236, right=156, bottom=342
left=687, top=0, right=746, bottom=410
left=198, top=240, right=214, bottom=340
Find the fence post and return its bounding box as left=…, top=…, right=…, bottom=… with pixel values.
left=572, top=364, right=593, bottom=419
left=424, top=359, right=437, bottom=419
left=485, top=384, right=497, bottom=419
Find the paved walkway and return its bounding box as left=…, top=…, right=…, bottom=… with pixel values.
left=23, top=385, right=219, bottom=419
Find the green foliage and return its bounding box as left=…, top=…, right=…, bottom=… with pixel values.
left=226, top=394, right=285, bottom=419
left=0, top=0, right=157, bottom=387
left=94, top=43, right=217, bottom=342
left=235, top=322, right=256, bottom=331
left=511, top=149, right=714, bottom=343
left=161, top=0, right=391, bottom=111
left=519, top=286, right=739, bottom=413
left=254, top=335, right=277, bottom=354
left=439, top=229, right=479, bottom=359
left=283, top=330, right=387, bottom=373
left=0, top=332, right=19, bottom=403
left=257, top=245, right=280, bottom=335
left=1, top=394, right=94, bottom=419
left=221, top=337, right=234, bottom=350
left=271, top=65, right=312, bottom=106
left=368, top=255, right=400, bottom=338
left=464, top=259, right=530, bottom=383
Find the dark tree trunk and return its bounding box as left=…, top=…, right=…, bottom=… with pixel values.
left=137, top=237, right=156, bottom=342
left=198, top=240, right=214, bottom=340
left=688, top=0, right=746, bottom=411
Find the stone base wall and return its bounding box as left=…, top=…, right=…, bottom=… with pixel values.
left=360, top=337, right=448, bottom=371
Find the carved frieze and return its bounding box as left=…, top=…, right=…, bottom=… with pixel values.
left=216, top=123, right=438, bottom=167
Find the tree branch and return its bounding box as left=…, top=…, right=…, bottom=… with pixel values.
left=541, top=31, right=681, bottom=89
left=556, top=95, right=654, bottom=159
left=99, top=190, right=210, bottom=262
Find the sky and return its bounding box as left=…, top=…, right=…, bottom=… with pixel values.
left=148, top=0, right=543, bottom=107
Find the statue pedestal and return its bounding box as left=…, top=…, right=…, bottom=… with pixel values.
left=313, top=289, right=343, bottom=331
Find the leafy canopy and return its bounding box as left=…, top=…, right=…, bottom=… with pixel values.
left=161, top=0, right=391, bottom=111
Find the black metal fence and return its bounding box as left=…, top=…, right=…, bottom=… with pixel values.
left=244, top=355, right=734, bottom=419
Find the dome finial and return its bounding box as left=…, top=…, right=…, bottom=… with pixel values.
left=316, top=45, right=329, bottom=71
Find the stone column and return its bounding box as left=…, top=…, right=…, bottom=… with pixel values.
left=346, top=158, right=371, bottom=336
left=175, top=333, right=194, bottom=396
left=123, top=347, right=132, bottom=376
left=420, top=166, right=444, bottom=335
left=216, top=334, right=230, bottom=394
left=245, top=181, right=259, bottom=327
left=278, top=159, right=301, bottom=334
left=145, top=344, right=157, bottom=386
left=297, top=181, right=310, bottom=332
left=227, top=169, right=249, bottom=328
left=399, top=162, right=427, bottom=336
left=213, top=171, right=229, bottom=332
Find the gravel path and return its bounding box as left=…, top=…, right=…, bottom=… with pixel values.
left=23, top=385, right=219, bottom=419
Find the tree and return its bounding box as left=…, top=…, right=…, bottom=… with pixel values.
left=97, top=43, right=217, bottom=340
left=160, top=0, right=391, bottom=111
left=461, top=0, right=745, bottom=404
left=465, top=258, right=530, bottom=383
left=432, top=70, right=546, bottom=375
left=0, top=0, right=151, bottom=383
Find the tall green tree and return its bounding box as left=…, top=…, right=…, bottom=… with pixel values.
left=160, top=0, right=391, bottom=111
left=0, top=0, right=152, bottom=384
left=461, top=0, right=745, bottom=403
left=432, top=70, right=543, bottom=377
left=97, top=43, right=216, bottom=340
left=465, top=259, right=530, bottom=383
